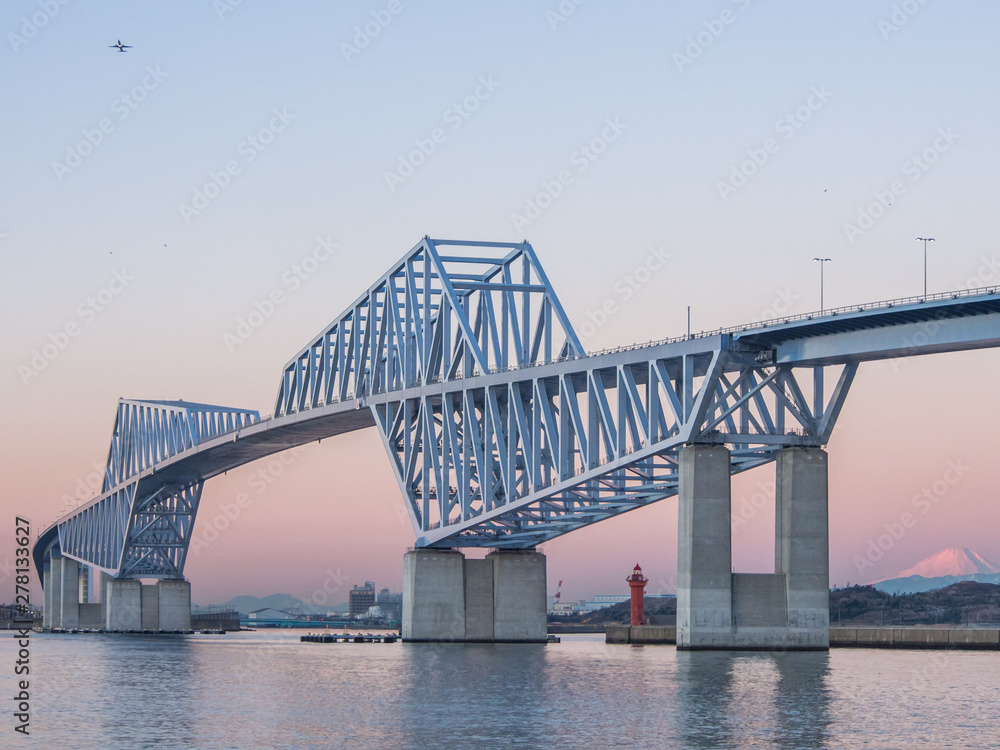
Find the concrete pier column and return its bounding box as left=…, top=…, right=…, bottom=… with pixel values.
left=48, top=551, right=63, bottom=629
left=464, top=558, right=494, bottom=641
left=141, top=584, right=160, bottom=630
left=402, top=548, right=548, bottom=642
left=677, top=445, right=734, bottom=649
left=42, top=558, right=52, bottom=630
left=776, top=447, right=830, bottom=648
left=488, top=550, right=547, bottom=642
left=99, top=572, right=113, bottom=627
left=57, top=556, right=80, bottom=630
left=156, top=580, right=192, bottom=631
left=105, top=579, right=142, bottom=631
left=402, top=550, right=467, bottom=642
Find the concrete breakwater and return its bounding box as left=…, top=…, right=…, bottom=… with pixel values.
left=606, top=625, right=1000, bottom=650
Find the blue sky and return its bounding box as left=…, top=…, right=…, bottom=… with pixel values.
left=3, top=1, right=1000, bottom=602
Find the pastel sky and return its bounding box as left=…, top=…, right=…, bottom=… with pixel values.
left=3, top=1, right=1000, bottom=606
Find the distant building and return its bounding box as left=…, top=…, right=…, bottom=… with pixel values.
left=376, top=587, right=403, bottom=622
left=583, top=594, right=630, bottom=612
left=349, top=582, right=376, bottom=617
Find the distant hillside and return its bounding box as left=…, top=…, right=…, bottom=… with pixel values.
left=207, top=593, right=329, bottom=616
left=875, top=573, right=1000, bottom=595
left=831, top=582, right=1000, bottom=626
left=565, top=596, right=677, bottom=625
left=570, top=583, right=1000, bottom=628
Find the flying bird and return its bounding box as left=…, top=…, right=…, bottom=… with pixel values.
left=109, top=39, right=132, bottom=52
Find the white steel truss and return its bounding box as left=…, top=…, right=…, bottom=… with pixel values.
left=35, top=237, right=1000, bottom=582
left=273, top=239, right=584, bottom=417
left=373, top=341, right=857, bottom=547
left=56, top=399, right=258, bottom=577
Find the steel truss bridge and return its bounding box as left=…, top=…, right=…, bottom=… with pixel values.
left=32, top=238, right=1000, bottom=580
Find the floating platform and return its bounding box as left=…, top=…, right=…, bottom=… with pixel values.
left=301, top=633, right=399, bottom=644
left=43, top=628, right=199, bottom=635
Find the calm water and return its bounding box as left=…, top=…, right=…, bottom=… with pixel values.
left=4, top=630, right=999, bottom=749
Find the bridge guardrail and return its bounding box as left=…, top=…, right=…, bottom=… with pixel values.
left=225, top=282, right=1000, bottom=429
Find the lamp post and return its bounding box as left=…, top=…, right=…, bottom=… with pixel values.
left=813, top=258, right=831, bottom=313
left=916, top=237, right=935, bottom=298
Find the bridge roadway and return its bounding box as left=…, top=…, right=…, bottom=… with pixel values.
left=35, top=287, right=1000, bottom=563
left=30, top=237, right=1000, bottom=647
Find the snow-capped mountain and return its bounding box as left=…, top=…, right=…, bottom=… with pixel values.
left=895, top=548, right=1000, bottom=578
left=872, top=548, right=1000, bottom=594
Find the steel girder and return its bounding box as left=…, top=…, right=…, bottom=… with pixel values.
left=55, top=399, right=259, bottom=577
left=371, top=335, right=857, bottom=548
left=38, top=237, right=1000, bottom=582
left=272, top=238, right=584, bottom=418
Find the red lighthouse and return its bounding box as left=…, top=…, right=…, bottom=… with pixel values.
left=627, top=564, right=648, bottom=626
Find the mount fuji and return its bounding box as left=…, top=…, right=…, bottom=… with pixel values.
left=872, top=548, right=1000, bottom=594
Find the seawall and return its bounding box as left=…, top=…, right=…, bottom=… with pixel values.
left=606, top=625, right=1000, bottom=649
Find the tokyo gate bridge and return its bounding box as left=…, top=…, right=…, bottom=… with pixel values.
left=32, top=237, right=1000, bottom=647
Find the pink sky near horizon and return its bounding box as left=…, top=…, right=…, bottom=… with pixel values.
left=3, top=2, right=1000, bottom=607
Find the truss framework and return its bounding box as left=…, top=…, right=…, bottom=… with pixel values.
left=50, top=235, right=981, bottom=580
left=373, top=340, right=857, bottom=547
left=273, top=238, right=584, bottom=417
left=56, top=400, right=258, bottom=577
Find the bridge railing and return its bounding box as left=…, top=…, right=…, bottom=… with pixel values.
left=257, top=283, right=1000, bottom=417
left=477, top=282, right=1000, bottom=377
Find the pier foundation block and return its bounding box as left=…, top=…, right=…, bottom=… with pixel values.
left=403, top=548, right=547, bottom=642
left=156, top=580, right=192, bottom=631
left=677, top=444, right=830, bottom=650
left=105, top=579, right=142, bottom=631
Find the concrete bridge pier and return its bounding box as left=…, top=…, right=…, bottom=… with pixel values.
left=44, top=550, right=82, bottom=630
left=402, top=548, right=547, bottom=642
left=677, top=444, right=829, bottom=651
left=103, top=578, right=191, bottom=631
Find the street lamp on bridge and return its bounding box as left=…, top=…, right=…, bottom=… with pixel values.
left=813, top=257, right=832, bottom=313
left=916, top=237, right=935, bottom=299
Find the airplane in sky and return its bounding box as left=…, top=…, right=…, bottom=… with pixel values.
left=109, top=40, right=132, bottom=52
